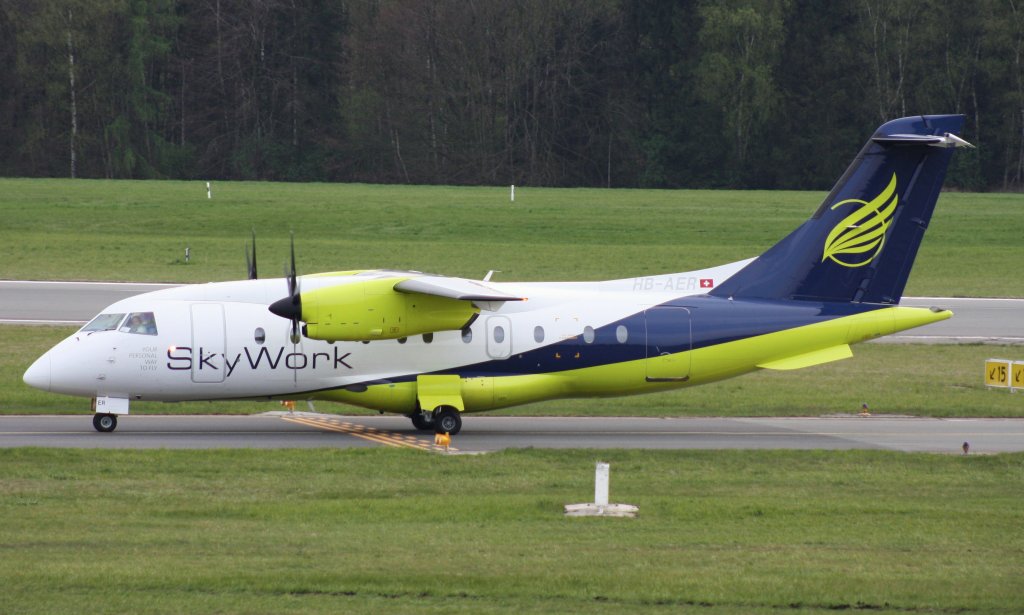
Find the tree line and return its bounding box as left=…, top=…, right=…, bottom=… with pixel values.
left=1, top=0, right=1022, bottom=190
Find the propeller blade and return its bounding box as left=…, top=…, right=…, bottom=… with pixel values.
left=287, top=236, right=301, bottom=382
left=246, top=228, right=258, bottom=280
left=287, top=232, right=297, bottom=297
left=268, top=232, right=303, bottom=347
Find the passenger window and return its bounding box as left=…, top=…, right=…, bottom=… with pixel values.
left=493, top=326, right=505, bottom=344
left=254, top=328, right=266, bottom=345
left=534, top=326, right=545, bottom=343
left=82, top=313, right=125, bottom=332
left=120, top=312, right=158, bottom=336
left=583, top=326, right=595, bottom=344
left=462, top=328, right=473, bottom=343
left=616, top=325, right=628, bottom=344
left=422, top=333, right=434, bottom=344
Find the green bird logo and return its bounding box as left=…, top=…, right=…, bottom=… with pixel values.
left=822, top=173, right=898, bottom=268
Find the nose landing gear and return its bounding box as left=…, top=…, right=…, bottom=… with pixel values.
left=90, top=396, right=127, bottom=432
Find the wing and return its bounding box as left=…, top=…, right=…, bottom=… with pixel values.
left=394, top=276, right=526, bottom=303
left=278, top=272, right=527, bottom=342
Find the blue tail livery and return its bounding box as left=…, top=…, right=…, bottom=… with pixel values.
left=712, top=114, right=970, bottom=304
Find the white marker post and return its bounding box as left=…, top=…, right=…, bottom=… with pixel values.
left=510, top=184, right=515, bottom=202
left=564, top=462, right=638, bottom=518
left=206, top=181, right=212, bottom=199
left=595, top=462, right=610, bottom=507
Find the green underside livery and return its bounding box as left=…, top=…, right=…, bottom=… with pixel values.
left=315, top=306, right=950, bottom=415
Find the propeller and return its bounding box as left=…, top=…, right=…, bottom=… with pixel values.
left=245, top=228, right=257, bottom=280
left=269, top=233, right=303, bottom=345
left=267, top=233, right=303, bottom=384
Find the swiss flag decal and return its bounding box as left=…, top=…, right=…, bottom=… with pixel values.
left=700, top=278, right=714, bottom=288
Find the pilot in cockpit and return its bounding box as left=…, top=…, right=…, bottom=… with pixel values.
left=124, top=312, right=157, bottom=335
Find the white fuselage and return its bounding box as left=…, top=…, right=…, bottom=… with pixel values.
left=27, top=261, right=751, bottom=407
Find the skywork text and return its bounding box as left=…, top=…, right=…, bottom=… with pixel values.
left=167, top=346, right=353, bottom=376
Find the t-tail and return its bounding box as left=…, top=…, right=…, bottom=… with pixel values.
left=711, top=114, right=972, bottom=305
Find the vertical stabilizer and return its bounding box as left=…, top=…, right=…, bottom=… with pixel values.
left=710, top=115, right=970, bottom=304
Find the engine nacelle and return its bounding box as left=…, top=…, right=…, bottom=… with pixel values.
left=300, top=277, right=478, bottom=342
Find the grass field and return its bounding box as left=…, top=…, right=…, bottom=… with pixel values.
left=0, top=178, right=1021, bottom=297
left=4, top=325, right=1022, bottom=417
left=2, top=447, right=1022, bottom=614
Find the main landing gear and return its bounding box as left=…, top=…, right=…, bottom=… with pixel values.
left=408, top=407, right=463, bottom=435
left=92, top=413, right=117, bottom=433
left=410, top=411, right=435, bottom=431
left=433, top=407, right=462, bottom=436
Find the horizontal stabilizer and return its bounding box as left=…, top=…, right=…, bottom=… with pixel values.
left=757, top=344, right=852, bottom=371
left=872, top=133, right=974, bottom=148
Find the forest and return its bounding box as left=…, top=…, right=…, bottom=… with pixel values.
left=0, top=0, right=1022, bottom=190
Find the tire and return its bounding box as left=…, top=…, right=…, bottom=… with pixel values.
left=410, top=412, right=434, bottom=431
left=433, top=407, right=462, bottom=435
left=93, top=414, right=117, bottom=433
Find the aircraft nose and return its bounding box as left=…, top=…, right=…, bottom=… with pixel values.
left=23, top=353, right=51, bottom=392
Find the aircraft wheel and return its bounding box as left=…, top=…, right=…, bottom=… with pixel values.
left=433, top=407, right=462, bottom=435
left=410, top=412, right=435, bottom=431
left=93, top=414, right=117, bottom=433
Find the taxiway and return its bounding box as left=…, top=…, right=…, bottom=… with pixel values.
left=1, top=413, right=1020, bottom=454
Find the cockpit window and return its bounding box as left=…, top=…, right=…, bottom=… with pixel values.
left=81, top=313, right=126, bottom=332
left=119, top=312, right=158, bottom=335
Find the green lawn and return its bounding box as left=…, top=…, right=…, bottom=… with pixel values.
left=0, top=178, right=1021, bottom=297
left=4, top=325, right=1022, bottom=417
left=2, top=448, right=1021, bottom=614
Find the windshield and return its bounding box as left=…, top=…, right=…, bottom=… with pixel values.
left=119, top=311, right=158, bottom=336
left=81, top=313, right=126, bottom=332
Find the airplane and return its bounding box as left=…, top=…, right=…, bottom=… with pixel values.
left=23, top=114, right=972, bottom=434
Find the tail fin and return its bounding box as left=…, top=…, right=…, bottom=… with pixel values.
left=710, top=114, right=971, bottom=304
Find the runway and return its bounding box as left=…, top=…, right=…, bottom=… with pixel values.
left=0, top=280, right=178, bottom=324
left=886, top=297, right=1024, bottom=344
left=1, top=413, right=1021, bottom=454
left=2, top=281, right=1022, bottom=343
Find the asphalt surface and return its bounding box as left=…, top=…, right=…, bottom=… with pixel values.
left=2, top=281, right=1022, bottom=343
left=0, top=281, right=178, bottom=324
left=887, top=297, right=1024, bottom=344
left=1, top=412, right=1021, bottom=453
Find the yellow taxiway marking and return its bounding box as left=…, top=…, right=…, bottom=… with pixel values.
left=280, top=415, right=457, bottom=452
